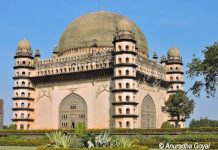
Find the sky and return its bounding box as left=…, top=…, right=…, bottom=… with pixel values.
left=0, top=0, right=217, bottom=126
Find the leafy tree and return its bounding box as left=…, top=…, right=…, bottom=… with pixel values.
left=3, top=124, right=17, bottom=130
left=161, top=121, right=174, bottom=128
left=162, top=91, right=195, bottom=128
left=187, top=41, right=218, bottom=97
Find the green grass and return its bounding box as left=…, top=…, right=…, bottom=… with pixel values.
left=0, top=146, right=37, bottom=150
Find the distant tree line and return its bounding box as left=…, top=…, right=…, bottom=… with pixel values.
left=190, top=118, right=218, bottom=127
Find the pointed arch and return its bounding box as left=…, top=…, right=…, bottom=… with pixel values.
left=59, top=93, right=87, bottom=129
left=141, top=94, right=156, bottom=128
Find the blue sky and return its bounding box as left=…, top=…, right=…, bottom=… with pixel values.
left=0, top=0, right=217, bottom=126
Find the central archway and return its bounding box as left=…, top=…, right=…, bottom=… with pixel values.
left=59, top=93, right=87, bottom=129
left=141, top=94, right=156, bottom=128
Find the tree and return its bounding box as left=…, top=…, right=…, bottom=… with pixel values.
left=189, top=118, right=218, bottom=127
left=187, top=41, right=218, bottom=97
left=162, top=91, right=195, bottom=128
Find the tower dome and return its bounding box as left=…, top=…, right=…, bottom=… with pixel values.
left=168, top=47, right=180, bottom=57
left=57, top=12, right=148, bottom=56
left=117, top=19, right=133, bottom=31
left=17, top=39, right=31, bottom=49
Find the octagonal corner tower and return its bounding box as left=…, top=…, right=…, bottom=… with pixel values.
left=57, top=11, right=149, bottom=57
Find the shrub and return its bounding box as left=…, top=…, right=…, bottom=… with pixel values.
left=111, top=136, right=134, bottom=148
left=46, top=131, right=75, bottom=148
left=94, top=130, right=111, bottom=148
left=75, top=122, right=86, bottom=137
left=161, top=121, right=174, bottom=128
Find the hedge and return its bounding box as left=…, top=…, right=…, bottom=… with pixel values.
left=36, top=145, right=149, bottom=150
left=138, top=142, right=218, bottom=149
left=0, top=139, right=49, bottom=146
left=1, top=127, right=218, bottom=134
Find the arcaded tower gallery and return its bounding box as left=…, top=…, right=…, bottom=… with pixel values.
left=12, top=12, right=184, bottom=130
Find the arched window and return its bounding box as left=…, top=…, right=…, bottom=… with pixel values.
left=126, top=96, right=130, bottom=102
left=119, top=121, right=122, bottom=127
left=176, top=67, right=179, bottom=70
left=56, top=69, right=58, bottom=73
left=126, top=45, right=129, bottom=50
left=118, top=83, right=122, bottom=89
left=118, top=70, right=122, bottom=76
left=126, top=70, right=129, bottom=76
left=28, top=103, right=30, bottom=108
left=126, top=57, right=129, bottom=63
left=20, top=113, right=24, bottom=119
left=27, top=114, right=30, bottom=118
left=126, top=121, right=130, bottom=128
left=126, top=83, right=130, bottom=88
left=16, top=92, right=18, bottom=97
left=118, top=45, right=122, bottom=50
left=118, top=96, right=122, bottom=101
left=21, top=103, right=25, bottom=108
left=170, top=86, right=173, bottom=90
left=170, top=76, right=173, bottom=81
left=170, top=67, right=173, bottom=70
left=126, top=108, right=130, bottom=114
left=118, top=108, right=122, bottom=114
left=21, top=92, right=25, bottom=97
left=27, top=124, right=30, bottom=129
left=118, top=58, right=122, bottom=63
left=22, top=61, right=26, bottom=65
left=22, top=72, right=25, bottom=76
left=21, top=81, right=25, bottom=87
left=15, top=114, right=17, bottom=118
left=28, top=93, right=30, bottom=97
left=176, top=86, right=179, bottom=90
left=20, top=124, right=24, bottom=130
left=176, top=77, right=179, bottom=81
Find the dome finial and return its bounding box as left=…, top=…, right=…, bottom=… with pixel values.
left=17, top=39, right=31, bottom=50
left=168, top=47, right=180, bottom=57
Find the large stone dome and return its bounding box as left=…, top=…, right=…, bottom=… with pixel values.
left=57, top=12, right=148, bottom=55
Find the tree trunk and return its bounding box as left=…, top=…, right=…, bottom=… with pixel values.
left=175, top=115, right=180, bottom=128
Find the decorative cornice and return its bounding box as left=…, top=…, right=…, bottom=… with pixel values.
left=136, top=71, right=170, bottom=88
left=13, top=66, right=35, bottom=69
left=12, top=118, right=34, bottom=122
left=12, top=97, right=34, bottom=101
left=112, top=101, right=138, bottom=105
left=31, top=68, right=113, bottom=84
left=111, top=89, right=138, bottom=93
left=113, top=51, right=137, bottom=56
left=112, top=114, right=138, bottom=118
left=13, top=76, right=30, bottom=80
left=113, top=38, right=136, bottom=44
left=166, top=71, right=184, bottom=75
left=112, top=76, right=137, bottom=80
left=169, top=81, right=185, bottom=84
left=14, top=55, right=34, bottom=59
left=13, top=87, right=35, bottom=90
left=12, top=108, right=34, bottom=111
left=167, top=90, right=181, bottom=93
left=114, top=64, right=137, bottom=68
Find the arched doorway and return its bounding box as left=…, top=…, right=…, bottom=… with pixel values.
left=141, top=94, right=156, bottom=128
left=59, top=93, right=87, bottom=129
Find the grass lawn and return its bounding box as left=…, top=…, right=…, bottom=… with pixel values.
left=0, top=146, right=37, bottom=150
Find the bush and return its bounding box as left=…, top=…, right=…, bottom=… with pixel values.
left=0, top=139, right=48, bottom=146
left=161, top=122, right=174, bottom=128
